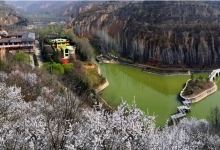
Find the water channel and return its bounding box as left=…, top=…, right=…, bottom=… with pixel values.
left=96, top=62, right=220, bottom=126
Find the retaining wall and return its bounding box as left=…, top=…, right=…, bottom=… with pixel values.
left=95, top=79, right=109, bottom=93
left=180, top=79, right=217, bottom=103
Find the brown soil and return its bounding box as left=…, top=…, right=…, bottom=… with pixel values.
left=83, top=64, right=95, bottom=69
left=183, top=80, right=214, bottom=98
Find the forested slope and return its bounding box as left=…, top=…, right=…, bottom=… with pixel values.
left=72, top=1, right=220, bottom=68
left=0, top=52, right=220, bottom=149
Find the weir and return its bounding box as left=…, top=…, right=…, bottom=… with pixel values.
left=171, top=68, right=220, bottom=125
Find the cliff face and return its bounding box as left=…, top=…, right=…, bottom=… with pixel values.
left=72, top=1, right=220, bottom=67
left=0, top=1, right=24, bottom=27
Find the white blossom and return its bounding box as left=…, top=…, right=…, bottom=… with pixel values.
left=9, top=70, right=37, bottom=86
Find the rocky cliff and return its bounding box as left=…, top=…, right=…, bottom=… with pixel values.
left=72, top=1, right=220, bottom=68
left=0, top=1, right=25, bottom=27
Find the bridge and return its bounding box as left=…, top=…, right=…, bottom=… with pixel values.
left=171, top=68, right=220, bottom=125
left=208, top=69, right=220, bottom=81
left=171, top=99, right=191, bottom=126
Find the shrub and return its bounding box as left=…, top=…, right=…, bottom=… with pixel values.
left=13, top=51, right=31, bottom=64
left=42, top=62, right=64, bottom=75
left=33, top=54, right=39, bottom=67
left=191, top=73, right=194, bottom=80
left=41, top=48, right=52, bottom=62
left=62, top=63, right=73, bottom=72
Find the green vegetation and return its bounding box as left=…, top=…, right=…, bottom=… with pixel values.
left=191, top=73, right=194, bottom=80
left=13, top=51, right=31, bottom=64
left=33, top=54, right=39, bottom=67
left=65, top=29, right=93, bottom=61
left=38, top=27, right=106, bottom=106
left=42, top=62, right=73, bottom=75
left=83, top=61, right=106, bottom=88
left=39, top=24, right=66, bottom=38
left=40, top=44, right=53, bottom=62
left=208, top=106, right=220, bottom=132
left=63, top=63, right=73, bottom=72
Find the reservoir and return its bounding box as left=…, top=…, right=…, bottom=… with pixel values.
left=96, top=63, right=220, bottom=126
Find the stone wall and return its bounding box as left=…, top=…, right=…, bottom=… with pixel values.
left=189, top=85, right=217, bottom=103
left=92, top=59, right=110, bottom=93
left=180, top=79, right=217, bottom=103
left=95, top=79, right=109, bottom=93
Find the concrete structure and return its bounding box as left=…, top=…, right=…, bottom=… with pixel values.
left=50, top=38, right=76, bottom=60
left=60, top=45, right=76, bottom=59
left=50, top=38, right=70, bottom=49
left=171, top=69, right=220, bottom=125
left=171, top=99, right=191, bottom=126
left=208, top=69, right=220, bottom=81
left=0, top=32, right=35, bottom=52
left=180, top=79, right=217, bottom=103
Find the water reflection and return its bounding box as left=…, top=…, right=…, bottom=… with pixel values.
left=98, top=63, right=213, bottom=126
left=101, top=64, right=190, bottom=95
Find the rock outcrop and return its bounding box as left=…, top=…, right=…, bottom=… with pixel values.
left=72, top=1, right=220, bottom=68
left=0, top=1, right=24, bottom=27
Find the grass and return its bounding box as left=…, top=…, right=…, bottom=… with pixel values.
left=83, top=61, right=105, bottom=88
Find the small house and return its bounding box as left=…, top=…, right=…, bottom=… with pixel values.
left=50, top=38, right=70, bottom=49
left=60, top=45, right=76, bottom=59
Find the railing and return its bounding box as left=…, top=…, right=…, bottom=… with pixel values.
left=171, top=99, right=191, bottom=126
left=172, top=69, right=220, bottom=125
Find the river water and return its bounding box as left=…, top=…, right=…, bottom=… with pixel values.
left=96, top=62, right=220, bottom=126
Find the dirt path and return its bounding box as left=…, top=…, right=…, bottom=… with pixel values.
left=34, top=40, right=44, bottom=67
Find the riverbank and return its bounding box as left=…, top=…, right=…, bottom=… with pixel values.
left=180, top=79, right=217, bottom=103
left=95, top=79, right=109, bottom=93
left=92, top=59, right=112, bottom=110
left=92, top=59, right=110, bottom=93
left=96, top=54, right=216, bottom=76
left=170, top=73, right=218, bottom=125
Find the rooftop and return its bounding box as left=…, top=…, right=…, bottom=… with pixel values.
left=0, top=30, right=8, bottom=36
left=0, top=32, right=35, bottom=43
left=60, top=46, right=76, bottom=51
left=8, top=32, right=35, bottom=40
left=0, top=38, right=35, bottom=43
left=51, top=38, right=69, bottom=43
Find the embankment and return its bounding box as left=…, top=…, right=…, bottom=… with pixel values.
left=180, top=79, right=217, bottom=103
left=92, top=59, right=112, bottom=109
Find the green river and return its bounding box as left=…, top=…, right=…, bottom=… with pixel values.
left=96, top=63, right=220, bottom=126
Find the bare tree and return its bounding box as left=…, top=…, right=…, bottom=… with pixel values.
left=208, top=106, right=220, bottom=133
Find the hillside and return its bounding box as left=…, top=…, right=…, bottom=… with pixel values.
left=0, top=1, right=25, bottom=27
left=0, top=54, right=220, bottom=148
left=71, top=1, right=220, bottom=68
left=6, top=1, right=72, bottom=14
left=6, top=1, right=220, bottom=68
left=6, top=1, right=103, bottom=17
left=6, top=1, right=104, bottom=24
left=0, top=54, right=220, bottom=149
